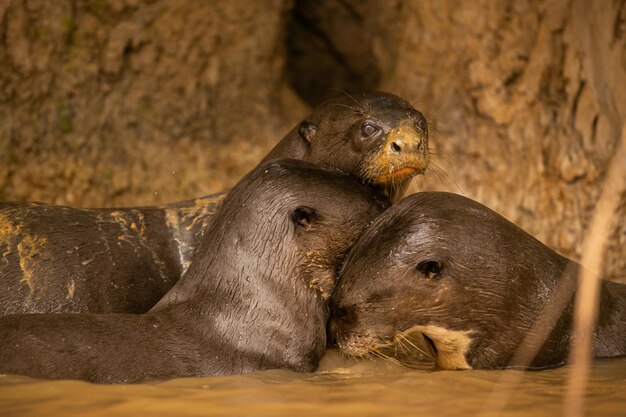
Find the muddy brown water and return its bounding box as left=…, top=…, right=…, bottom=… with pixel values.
left=1, top=351, right=624, bottom=417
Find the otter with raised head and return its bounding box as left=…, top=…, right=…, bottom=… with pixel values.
left=0, top=160, right=389, bottom=382
left=330, top=192, right=626, bottom=370
left=0, top=92, right=428, bottom=315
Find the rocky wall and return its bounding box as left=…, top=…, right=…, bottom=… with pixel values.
left=0, top=0, right=304, bottom=207
left=1, top=0, right=624, bottom=281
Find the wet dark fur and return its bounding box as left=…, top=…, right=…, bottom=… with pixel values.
left=330, top=192, right=626, bottom=370
left=0, top=160, right=389, bottom=382
left=0, top=92, right=427, bottom=315
left=0, top=197, right=221, bottom=315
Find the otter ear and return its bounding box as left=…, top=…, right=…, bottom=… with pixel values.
left=298, top=121, right=317, bottom=143
left=291, top=206, right=318, bottom=228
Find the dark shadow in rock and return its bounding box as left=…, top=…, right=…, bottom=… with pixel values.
left=285, top=0, right=384, bottom=106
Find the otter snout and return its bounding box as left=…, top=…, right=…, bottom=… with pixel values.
left=367, top=120, right=430, bottom=192
left=385, top=119, right=428, bottom=156
left=327, top=301, right=358, bottom=347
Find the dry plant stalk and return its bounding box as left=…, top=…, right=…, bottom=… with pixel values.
left=563, top=125, right=626, bottom=416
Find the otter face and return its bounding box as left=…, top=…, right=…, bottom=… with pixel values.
left=300, top=92, right=430, bottom=201
left=330, top=192, right=561, bottom=370
left=279, top=166, right=391, bottom=301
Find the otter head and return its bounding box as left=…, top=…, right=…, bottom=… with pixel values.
left=265, top=92, right=430, bottom=202
left=175, top=159, right=390, bottom=373
left=261, top=160, right=390, bottom=303
left=330, top=192, right=570, bottom=370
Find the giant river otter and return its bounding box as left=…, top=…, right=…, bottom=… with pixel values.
left=0, top=160, right=389, bottom=382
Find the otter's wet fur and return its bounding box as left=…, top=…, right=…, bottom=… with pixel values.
left=0, top=160, right=389, bottom=382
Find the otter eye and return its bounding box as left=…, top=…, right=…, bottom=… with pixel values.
left=361, top=122, right=379, bottom=138
left=416, top=260, right=442, bottom=279
left=291, top=206, right=317, bottom=228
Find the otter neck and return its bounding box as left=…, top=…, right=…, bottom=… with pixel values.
left=528, top=265, right=626, bottom=368
left=191, top=232, right=326, bottom=371
left=590, top=281, right=626, bottom=358
left=153, top=201, right=327, bottom=371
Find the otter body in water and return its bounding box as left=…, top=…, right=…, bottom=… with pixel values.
left=0, top=92, right=427, bottom=315
left=0, top=160, right=389, bottom=382
left=330, top=192, right=625, bottom=370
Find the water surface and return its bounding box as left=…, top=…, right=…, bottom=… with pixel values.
left=1, top=351, right=624, bottom=417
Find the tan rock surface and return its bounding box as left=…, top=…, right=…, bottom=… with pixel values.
left=1, top=0, right=624, bottom=281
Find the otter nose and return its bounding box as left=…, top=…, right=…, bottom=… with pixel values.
left=385, top=123, right=428, bottom=156
left=332, top=304, right=350, bottom=322
left=328, top=303, right=355, bottom=346
left=388, top=137, right=424, bottom=154
left=389, top=141, right=402, bottom=153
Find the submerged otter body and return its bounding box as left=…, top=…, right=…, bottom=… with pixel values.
left=330, top=192, right=626, bottom=370
left=0, top=160, right=389, bottom=382
left=0, top=92, right=428, bottom=315
left=0, top=196, right=222, bottom=315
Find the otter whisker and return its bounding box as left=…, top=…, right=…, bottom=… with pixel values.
left=428, top=156, right=456, bottom=179
left=377, top=341, right=433, bottom=370
left=389, top=340, right=413, bottom=361
left=332, top=89, right=367, bottom=111
left=427, top=162, right=464, bottom=194
left=428, top=161, right=450, bottom=179
left=428, top=148, right=454, bottom=165
left=425, top=164, right=446, bottom=185
left=327, top=103, right=364, bottom=115
left=371, top=347, right=408, bottom=368
left=342, top=351, right=359, bottom=363
left=426, top=120, right=442, bottom=133
left=422, top=107, right=438, bottom=123
left=416, top=172, right=430, bottom=190
left=428, top=153, right=459, bottom=182
left=369, top=349, right=386, bottom=360
left=397, top=333, right=435, bottom=361
left=395, top=336, right=412, bottom=354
